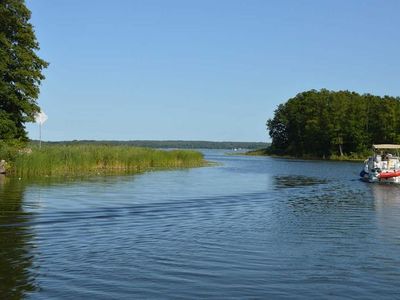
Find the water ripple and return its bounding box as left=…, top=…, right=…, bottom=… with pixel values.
left=1, top=152, right=400, bottom=299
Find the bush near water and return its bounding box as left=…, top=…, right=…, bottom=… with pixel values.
left=2, top=144, right=204, bottom=177
left=266, top=89, right=400, bottom=158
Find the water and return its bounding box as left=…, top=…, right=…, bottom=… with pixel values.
left=1, top=150, right=400, bottom=299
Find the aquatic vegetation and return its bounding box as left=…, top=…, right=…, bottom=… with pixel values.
left=9, top=145, right=205, bottom=177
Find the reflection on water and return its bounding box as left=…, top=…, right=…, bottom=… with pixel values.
left=0, top=178, right=37, bottom=299
left=1, top=153, right=400, bottom=299
left=371, top=184, right=400, bottom=208
left=371, top=184, right=400, bottom=240
left=274, top=175, right=327, bottom=189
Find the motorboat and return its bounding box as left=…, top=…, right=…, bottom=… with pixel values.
left=360, top=144, right=400, bottom=183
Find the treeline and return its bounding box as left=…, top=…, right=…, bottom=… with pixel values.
left=33, top=140, right=269, bottom=150
left=267, top=89, right=400, bottom=157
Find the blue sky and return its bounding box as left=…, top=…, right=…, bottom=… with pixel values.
left=25, top=0, right=400, bottom=142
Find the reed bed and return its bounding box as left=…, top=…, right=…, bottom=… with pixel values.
left=10, top=145, right=205, bottom=177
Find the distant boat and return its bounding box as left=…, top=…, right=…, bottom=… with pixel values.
left=360, top=144, right=400, bottom=183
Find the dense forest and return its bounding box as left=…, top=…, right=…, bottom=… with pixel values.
left=267, top=89, right=400, bottom=158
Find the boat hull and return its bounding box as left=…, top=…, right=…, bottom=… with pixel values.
left=361, top=171, right=400, bottom=184
left=378, top=170, right=400, bottom=179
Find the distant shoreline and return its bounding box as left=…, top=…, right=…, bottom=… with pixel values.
left=30, top=140, right=269, bottom=150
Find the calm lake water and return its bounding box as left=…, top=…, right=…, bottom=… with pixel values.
left=1, top=150, right=400, bottom=299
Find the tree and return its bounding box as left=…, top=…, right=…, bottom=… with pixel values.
left=267, top=89, right=400, bottom=158
left=0, top=0, right=48, bottom=141
left=267, top=104, right=289, bottom=154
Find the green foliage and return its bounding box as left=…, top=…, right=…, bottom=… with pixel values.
left=10, top=145, right=205, bottom=177
left=0, top=0, right=48, bottom=140
left=0, top=111, right=19, bottom=139
left=245, top=148, right=270, bottom=156
left=267, top=89, right=400, bottom=158
left=0, top=139, right=24, bottom=161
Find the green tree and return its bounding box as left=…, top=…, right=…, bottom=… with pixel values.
left=267, top=89, right=400, bottom=158
left=0, top=0, right=48, bottom=141
left=267, top=104, right=289, bottom=154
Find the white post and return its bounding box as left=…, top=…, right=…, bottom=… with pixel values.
left=39, top=123, right=42, bottom=149
left=35, top=111, right=47, bottom=149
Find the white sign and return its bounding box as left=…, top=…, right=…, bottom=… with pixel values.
left=35, top=111, right=48, bottom=125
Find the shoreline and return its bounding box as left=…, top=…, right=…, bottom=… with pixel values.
left=245, top=149, right=364, bottom=162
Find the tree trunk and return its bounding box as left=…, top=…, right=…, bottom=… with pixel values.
left=339, top=144, right=344, bottom=156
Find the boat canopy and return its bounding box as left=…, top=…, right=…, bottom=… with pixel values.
left=373, top=144, right=400, bottom=150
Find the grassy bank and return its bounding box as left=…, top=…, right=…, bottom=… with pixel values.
left=6, top=145, right=205, bottom=177
left=246, top=148, right=366, bottom=161
left=246, top=148, right=269, bottom=156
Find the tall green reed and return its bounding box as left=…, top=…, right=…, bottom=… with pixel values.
left=10, top=145, right=204, bottom=177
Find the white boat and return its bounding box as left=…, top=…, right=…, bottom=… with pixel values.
left=360, top=144, right=400, bottom=183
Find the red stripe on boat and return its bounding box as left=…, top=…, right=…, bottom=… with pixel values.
left=378, top=171, right=400, bottom=178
